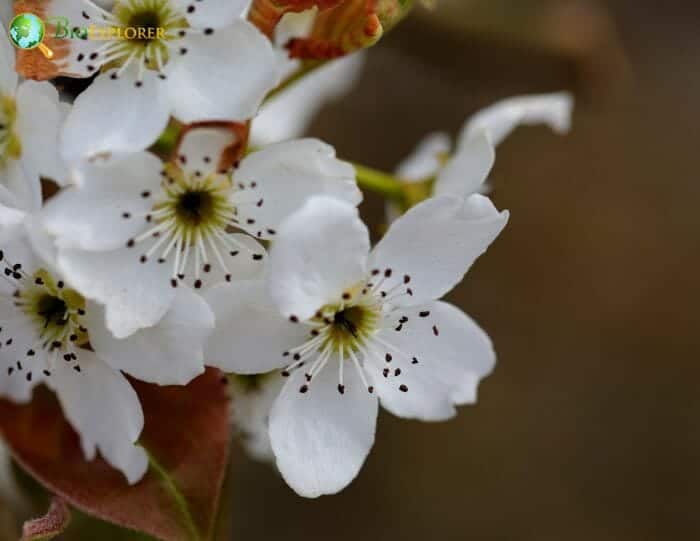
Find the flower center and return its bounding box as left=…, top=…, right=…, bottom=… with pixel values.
left=16, top=269, right=89, bottom=349
left=325, top=304, right=379, bottom=352
left=281, top=268, right=424, bottom=396
left=1, top=253, right=88, bottom=380
left=36, top=294, right=68, bottom=327
left=78, top=0, right=195, bottom=82
left=175, top=189, right=216, bottom=226
left=123, top=164, right=265, bottom=289
left=0, top=96, right=21, bottom=167
left=126, top=10, right=163, bottom=43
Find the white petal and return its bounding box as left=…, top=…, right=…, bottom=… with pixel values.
left=88, top=287, right=214, bottom=386
left=395, top=132, right=452, bottom=182
left=459, top=92, right=574, bottom=148
left=0, top=201, right=26, bottom=232
left=204, top=281, right=308, bottom=374
left=0, top=231, right=42, bottom=288
left=0, top=178, right=30, bottom=242
left=1, top=158, right=41, bottom=214
left=56, top=246, right=175, bottom=339
left=173, top=0, right=249, bottom=29
left=367, top=301, right=495, bottom=421
left=42, top=153, right=164, bottom=251
left=38, top=0, right=108, bottom=78
left=433, top=133, right=495, bottom=198
left=0, top=27, right=17, bottom=94
left=269, top=362, right=378, bottom=497
left=251, top=53, right=366, bottom=145
left=268, top=196, right=370, bottom=320
left=61, top=69, right=170, bottom=165
left=14, top=81, right=69, bottom=186
left=23, top=214, right=61, bottom=273
left=166, top=21, right=279, bottom=123
left=177, top=127, right=237, bottom=178
left=51, top=349, right=148, bottom=485
left=0, top=308, right=46, bottom=403
left=178, top=232, right=265, bottom=290
left=369, top=194, right=509, bottom=306
left=234, top=139, right=361, bottom=240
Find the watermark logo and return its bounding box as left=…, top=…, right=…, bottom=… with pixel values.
left=9, top=13, right=54, bottom=59
left=8, top=13, right=166, bottom=59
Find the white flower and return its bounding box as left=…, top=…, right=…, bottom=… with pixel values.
left=251, top=8, right=366, bottom=146
left=47, top=0, right=279, bottom=163
left=395, top=92, right=574, bottom=198
left=251, top=52, right=366, bottom=146
left=0, top=30, right=67, bottom=231
left=204, top=194, right=508, bottom=497
left=0, top=230, right=213, bottom=483
left=42, top=129, right=361, bottom=338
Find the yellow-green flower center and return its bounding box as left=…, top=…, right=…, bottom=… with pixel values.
left=320, top=303, right=381, bottom=355
left=154, top=169, right=233, bottom=238
left=16, top=269, right=88, bottom=349
left=80, top=0, right=191, bottom=78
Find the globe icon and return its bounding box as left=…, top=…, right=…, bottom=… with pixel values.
left=9, top=13, right=45, bottom=50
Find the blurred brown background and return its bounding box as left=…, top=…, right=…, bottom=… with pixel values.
left=230, top=1, right=700, bottom=540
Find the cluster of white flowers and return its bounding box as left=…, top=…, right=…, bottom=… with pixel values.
left=0, top=1, right=572, bottom=498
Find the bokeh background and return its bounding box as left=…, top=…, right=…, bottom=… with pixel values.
left=229, top=1, right=700, bottom=539
left=1, top=1, right=698, bottom=539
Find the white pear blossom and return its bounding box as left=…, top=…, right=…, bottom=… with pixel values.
left=395, top=92, right=574, bottom=198
left=47, top=0, right=279, bottom=163
left=251, top=9, right=367, bottom=145
left=0, top=30, right=67, bottom=234
left=42, top=129, right=361, bottom=338
left=0, top=228, right=214, bottom=483
left=251, top=52, right=366, bottom=146
left=204, top=193, right=509, bottom=497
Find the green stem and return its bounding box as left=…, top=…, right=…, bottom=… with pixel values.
left=264, top=61, right=324, bottom=103
left=147, top=451, right=201, bottom=541
left=353, top=163, right=406, bottom=203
